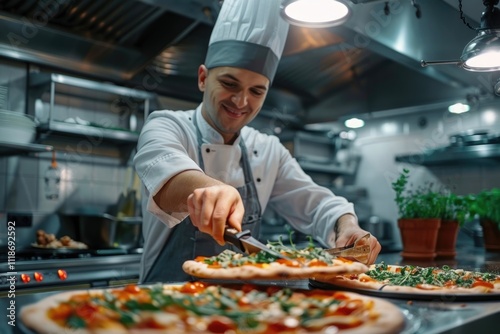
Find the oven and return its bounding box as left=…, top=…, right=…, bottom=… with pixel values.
left=0, top=247, right=141, bottom=296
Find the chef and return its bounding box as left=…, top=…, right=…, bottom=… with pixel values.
left=134, top=0, right=381, bottom=283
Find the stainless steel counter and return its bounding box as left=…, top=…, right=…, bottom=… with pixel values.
left=1, top=245, right=499, bottom=334
left=372, top=245, right=500, bottom=334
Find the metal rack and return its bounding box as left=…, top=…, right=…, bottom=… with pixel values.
left=27, top=73, right=157, bottom=162
left=0, top=141, right=53, bottom=156
left=395, top=144, right=500, bottom=166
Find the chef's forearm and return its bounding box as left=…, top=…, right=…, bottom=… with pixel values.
left=153, top=169, right=225, bottom=213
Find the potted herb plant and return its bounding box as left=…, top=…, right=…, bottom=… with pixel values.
left=436, top=193, right=473, bottom=258
left=392, top=168, right=443, bottom=260
left=471, top=188, right=500, bottom=252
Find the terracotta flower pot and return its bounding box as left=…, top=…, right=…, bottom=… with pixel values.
left=436, top=220, right=460, bottom=259
left=398, top=218, right=441, bottom=260
left=480, top=218, right=500, bottom=252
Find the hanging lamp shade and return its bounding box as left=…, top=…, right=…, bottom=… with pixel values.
left=280, top=0, right=351, bottom=28
left=460, top=1, right=500, bottom=72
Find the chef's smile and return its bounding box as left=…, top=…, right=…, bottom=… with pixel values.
left=222, top=102, right=247, bottom=118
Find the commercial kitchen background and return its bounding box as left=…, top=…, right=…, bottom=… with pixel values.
left=1, top=0, right=500, bottom=252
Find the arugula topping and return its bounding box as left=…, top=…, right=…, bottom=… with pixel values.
left=366, top=262, right=498, bottom=288
left=200, top=233, right=335, bottom=268
left=58, top=283, right=369, bottom=331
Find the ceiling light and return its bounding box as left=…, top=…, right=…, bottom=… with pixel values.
left=280, top=0, right=351, bottom=28
left=461, top=33, right=500, bottom=72
left=448, top=102, right=470, bottom=114
left=422, top=0, right=500, bottom=72
left=461, top=0, right=500, bottom=71
left=344, top=117, right=364, bottom=129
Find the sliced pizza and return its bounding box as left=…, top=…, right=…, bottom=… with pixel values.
left=183, top=241, right=369, bottom=280
left=20, top=282, right=405, bottom=334
left=316, top=262, right=500, bottom=295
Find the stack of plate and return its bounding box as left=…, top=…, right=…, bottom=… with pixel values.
left=0, top=109, right=36, bottom=144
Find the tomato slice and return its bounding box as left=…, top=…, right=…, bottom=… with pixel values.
left=74, top=303, right=98, bottom=320
left=206, top=316, right=236, bottom=333
left=472, top=279, right=494, bottom=289
left=180, top=281, right=207, bottom=294
left=123, top=284, right=141, bottom=294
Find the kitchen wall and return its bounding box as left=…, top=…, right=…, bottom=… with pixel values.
left=0, top=154, right=132, bottom=249
left=352, top=99, right=500, bottom=247
left=0, top=58, right=203, bottom=250
left=0, top=61, right=134, bottom=249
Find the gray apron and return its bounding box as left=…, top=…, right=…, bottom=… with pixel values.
left=143, top=113, right=262, bottom=283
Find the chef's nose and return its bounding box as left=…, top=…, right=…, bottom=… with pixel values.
left=231, top=90, right=248, bottom=108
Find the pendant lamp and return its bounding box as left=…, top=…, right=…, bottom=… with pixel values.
left=280, top=0, right=351, bottom=28
left=460, top=0, right=500, bottom=72
left=422, top=0, right=500, bottom=72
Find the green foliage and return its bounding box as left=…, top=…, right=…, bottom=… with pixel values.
left=441, top=193, right=474, bottom=227
left=470, top=188, right=500, bottom=229
left=392, top=168, right=471, bottom=225
left=392, top=168, right=444, bottom=219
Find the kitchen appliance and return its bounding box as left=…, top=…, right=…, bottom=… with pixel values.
left=1, top=210, right=143, bottom=295
left=0, top=246, right=141, bottom=296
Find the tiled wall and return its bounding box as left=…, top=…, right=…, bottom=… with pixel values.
left=352, top=100, right=500, bottom=247
left=0, top=153, right=134, bottom=249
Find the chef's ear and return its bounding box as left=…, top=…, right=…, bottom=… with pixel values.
left=198, top=65, right=208, bottom=92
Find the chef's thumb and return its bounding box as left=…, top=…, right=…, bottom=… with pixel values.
left=227, top=213, right=243, bottom=232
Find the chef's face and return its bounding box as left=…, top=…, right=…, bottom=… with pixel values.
left=198, top=65, right=269, bottom=144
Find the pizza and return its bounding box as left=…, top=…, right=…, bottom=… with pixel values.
left=20, top=281, right=405, bottom=334
left=316, top=262, right=500, bottom=295
left=182, top=241, right=369, bottom=280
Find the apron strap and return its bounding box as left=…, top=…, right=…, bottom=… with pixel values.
left=142, top=109, right=262, bottom=283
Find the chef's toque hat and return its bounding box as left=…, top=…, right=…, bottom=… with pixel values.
left=205, top=0, right=289, bottom=83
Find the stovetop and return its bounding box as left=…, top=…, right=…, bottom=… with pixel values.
left=0, top=246, right=143, bottom=261
left=0, top=248, right=142, bottom=294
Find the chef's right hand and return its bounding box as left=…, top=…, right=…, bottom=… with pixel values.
left=187, top=184, right=244, bottom=245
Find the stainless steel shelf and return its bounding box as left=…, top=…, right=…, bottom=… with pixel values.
left=39, top=121, right=139, bottom=143
left=0, top=141, right=53, bottom=156
left=395, top=144, right=500, bottom=165
left=30, top=73, right=156, bottom=100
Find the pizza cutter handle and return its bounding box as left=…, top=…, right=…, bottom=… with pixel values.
left=223, top=227, right=249, bottom=251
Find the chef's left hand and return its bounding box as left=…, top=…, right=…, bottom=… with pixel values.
left=334, top=214, right=381, bottom=265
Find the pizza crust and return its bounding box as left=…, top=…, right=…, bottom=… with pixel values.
left=182, top=259, right=369, bottom=280
left=336, top=292, right=405, bottom=334
left=20, top=290, right=95, bottom=334
left=20, top=284, right=405, bottom=334
left=316, top=264, right=500, bottom=296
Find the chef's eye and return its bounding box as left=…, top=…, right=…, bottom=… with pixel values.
left=221, top=80, right=237, bottom=89
left=251, top=89, right=265, bottom=96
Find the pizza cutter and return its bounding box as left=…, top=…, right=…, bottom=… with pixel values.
left=326, top=233, right=371, bottom=264
left=223, top=227, right=297, bottom=262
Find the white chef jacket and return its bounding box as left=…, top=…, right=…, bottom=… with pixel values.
left=133, top=104, right=356, bottom=280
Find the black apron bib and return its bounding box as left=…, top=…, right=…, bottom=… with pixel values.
left=143, top=112, right=262, bottom=283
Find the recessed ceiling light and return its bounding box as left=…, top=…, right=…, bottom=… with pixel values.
left=448, top=102, right=470, bottom=114
left=344, top=117, right=365, bottom=129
